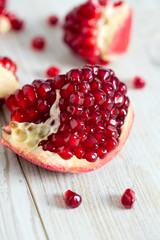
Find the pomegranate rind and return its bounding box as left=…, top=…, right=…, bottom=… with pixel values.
left=0, top=66, right=19, bottom=98
left=0, top=106, right=134, bottom=173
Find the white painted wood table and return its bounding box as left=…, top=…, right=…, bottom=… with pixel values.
left=0, top=0, right=160, bottom=239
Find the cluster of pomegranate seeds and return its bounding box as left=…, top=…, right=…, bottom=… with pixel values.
left=31, top=36, right=46, bottom=51
left=47, top=15, right=59, bottom=26
left=46, top=66, right=60, bottom=78
left=133, top=76, right=146, bottom=89
left=63, top=0, right=108, bottom=64
left=121, top=189, right=135, bottom=209
left=6, top=79, right=56, bottom=123
left=0, top=56, right=17, bottom=73
left=6, top=65, right=130, bottom=162
left=64, top=190, right=82, bottom=208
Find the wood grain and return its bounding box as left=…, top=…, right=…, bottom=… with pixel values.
left=0, top=0, right=160, bottom=239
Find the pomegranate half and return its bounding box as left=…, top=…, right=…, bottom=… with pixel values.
left=63, top=0, right=133, bottom=64
left=0, top=56, right=19, bottom=109
left=0, top=65, right=134, bottom=173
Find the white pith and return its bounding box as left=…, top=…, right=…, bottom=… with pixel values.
left=0, top=66, right=20, bottom=98
left=0, top=16, right=11, bottom=34
left=97, top=3, right=130, bottom=61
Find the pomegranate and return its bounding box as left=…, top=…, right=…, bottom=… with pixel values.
left=0, top=65, right=134, bottom=173
left=46, top=66, right=60, bottom=78
left=0, top=56, right=19, bottom=109
left=63, top=0, right=132, bottom=64
left=121, top=188, right=135, bottom=209
left=47, top=15, right=59, bottom=26
left=64, top=190, right=82, bottom=208
left=133, top=76, right=146, bottom=89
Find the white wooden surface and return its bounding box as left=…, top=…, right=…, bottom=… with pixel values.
left=0, top=0, right=160, bottom=239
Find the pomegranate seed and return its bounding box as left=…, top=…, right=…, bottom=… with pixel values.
left=85, top=151, right=98, bottom=162
left=31, top=36, right=46, bottom=51
left=64, top=190, right=82, bottom=208
left=11, top=109, right=27, bottom=122
left=22, top=85, right=37, bottom=104
left=10, top=18, right=24, bottom=31
left=46, top=66, right=60, bottom=78
left=70, top=119, right=85, bottom=131
left=133, top=76, right=146, bottom=89
left=53, top=75, right=66, bottom=89
left=57, top=146, right=73, bottom=160
left=97, top=147, right=107, bottom=159
left=121, top=189, right=135, bottom=209
left=118, top=82, right=127, bottom=95
left=67, top=69, right=82, bottom=83
left=74, top=146, right=84, bottom=159
left=51, top=133, right=64, bottom=147
left=47, top=15, right=59, bottom=26
left=104, top=137, right=118, bottom=152
left=68, top=92, right=84, bottom=106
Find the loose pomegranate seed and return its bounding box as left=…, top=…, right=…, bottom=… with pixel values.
left=133, top=76, right=146, bottom=89
left=10, top=17, right=24, bottom=31
left=6, top=65, right=130, bottom=162
left=46, top=66, right=60, bottom=78
left=121, top=189, right=135, bottom=209
left=64, top=190, right=82, bottom=208
left=47, top=15, right=59, bottom=26
left=31, top=36, right=46, bottom=51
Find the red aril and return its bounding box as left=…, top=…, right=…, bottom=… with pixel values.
left=46, top=66, right=60, bottom=78
left=47, top=15, right=59, bottom=26
left=133, top=76, right=146, bottom=89
left=121, top=188, right=135, bottom=209
left=64, top=190, right=82, bottom=208
left=0, top=65, right=134, bottom=173
left=31, top=36, right=46, bottom=51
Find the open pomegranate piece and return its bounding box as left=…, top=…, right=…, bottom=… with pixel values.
left=0, top=56, right=19, bottom=109
left=0, top=65, right=134, bottom=173
left=63, top=0, right=133, bottom=64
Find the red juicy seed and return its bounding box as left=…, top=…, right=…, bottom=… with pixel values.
left=15, top=90, right=28, bottom=109
left=37, top=100, right=50, bottom=113
left=74, top=146, right=84, bottom=159
left=117, top=119, right=124, bottom=128
left=118, top=108, right=127, bottom=119
left=105, top=126, right=118, bottom=138
left=83, top=94, right=94, bottom=107
left=99, top=109, right=110, bottom=121
left=81, top=109, right=90, bottom=119
left=51, top=133, right=64, bottom=147
left=36, top=83, right=52, bottom=99
left=49, top=91, right=56, bottom=105
left=67, top=106, right=83, bottom=116
left=57, top=146, right=73, bottom=160
left=68, top=92, right=84, bottom=106
left=85, top=125, right=93, bottom=134
left=94, top=122, right=105, bottom=131
left=114, top=92, right=124, bottom=108
left=107, top=117, right=118, bottom=127
left=81, top=67, right=93, bottom=81
left=60, top=111, right=71, bottom=122
left=85, top=151, right=98, bottom=162
left=123, top=96, right=130, bottom=108
left=98, top=69, right=111, bottom=82
left=104, top=137, right=118, bottom=152
left=10, top=18, right=24, bottom=31
left=59, top=123, right=70, bottom=133
left=79, top=132, right=87, bottom=142
left=94, top=90, right=106, bottom=105
left=64, top=190, right=82, bottom=208
left=121, top=189, right=135, bottom=209
left=133, top=76, right=146, bottom=89
left=2, top=57, right=12, bottom=70
left=43, top=142, right=55, bottom=152
left=70, top=119, right=85, bottom=131
left=118, top=82, right=127, bottom=95
left=103, top=82, right=114, bottom=97
left=89, top=112, right=101, bottom=122
left=46, top=66, right=60, bottom=78
left=97, top=147, right=107, bottom=159
left=11, top=109, right=27, bottom=122
left=60, top=83, right=76, bottom=98
left=53, top=75, right=66, bottom=89
left=90, top=79, right=101, bottom=91
left=22, top=85, right=37, bottom=104
left=114, top=1, right=123, bottom=7
left=111, top=107, right=119, bottom=118
left=5, top=95, right=17, bottom=112
left=67, top=69, right=82, bottom=83
left=83, top=135, right=98, bottom=150
left=31, top=36, right=46, bottom=51
left=92, top=132, right=105, bottom=143
left=78, top=82, right=90, bottom=94
left=64, top=133, right=80, bottom=148
left=110, top=76, right=120, bottom=90
left=27, top=108, right=38, bottom=122
left=102, top=97, right=113, bottom=110
left=32, top=79, right=43, bottom=88
left=47, top=15, right=59, bottom=26
left=59, top=98, right=66, bottom=110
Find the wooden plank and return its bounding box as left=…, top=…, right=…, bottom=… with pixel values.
left=0, top=111, right=47, bottom=240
